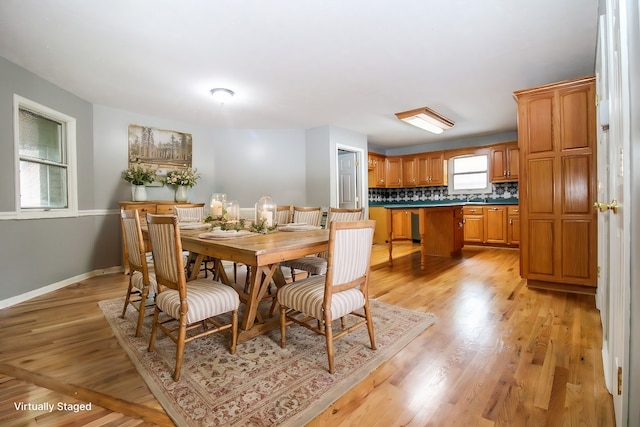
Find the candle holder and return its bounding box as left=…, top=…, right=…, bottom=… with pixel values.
left=255, top=195, right=277, bottom=228
left=223, top=200, right=240, bottom=222
left=209, top=193, right=226, bottom=218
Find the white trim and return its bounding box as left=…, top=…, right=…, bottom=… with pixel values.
left=0, top=266, right=123, bottom=310
left=0, top=208, right=119, bottom=220
left=14, top=94, right=78, bottom=219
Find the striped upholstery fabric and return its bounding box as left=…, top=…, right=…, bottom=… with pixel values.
left=275, top=206, right=292, bottom=225
left=156, top=280, right=240, bottom=324
left=277, top=275, right=364, bottom=320
left=131, top=270, right=158, bottom=295
left=280, top=208, right=363, bottom=278
left=326, top=208, right=363, bottom=224
left=122, top=217, right=146, bottom=270
left=147, top=219, right=181, bottom=286
left=174, top=206, right=205, bottom=222
left=282, top=256, right=327, bottom=276
left=292, top=207, right=322, bottom=226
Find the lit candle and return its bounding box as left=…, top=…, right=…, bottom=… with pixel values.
left=210, top=201, right=223, bottom=217
left=261, top=210, right=273, bottom=227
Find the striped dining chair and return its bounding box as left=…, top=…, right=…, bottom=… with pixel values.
left=120, top=209, right=158, bottom=337
left=281, top=208, right=363, bottom=281
left=146, top=214, right=240, bottom=381
left=277, top=219, right=376, bottom=373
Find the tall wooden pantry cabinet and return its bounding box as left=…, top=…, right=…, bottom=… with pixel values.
left=513, top=76, right=597, bottom=294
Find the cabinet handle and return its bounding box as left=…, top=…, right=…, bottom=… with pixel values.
left=507, top=170, right=511, bottom=177
left=489, top=207, right=499, bottom=211
left=513, top=209, right=519, bottom=213
left=509, top=218, right=513, bottom=225
left=503, top=170, right=507, bottom=176
left=469, top=209, right=476, bottom=213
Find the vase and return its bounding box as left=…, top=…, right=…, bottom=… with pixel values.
left=175, top=185, right=189, bottom=202
left=132, top=184, right=147, bottom=202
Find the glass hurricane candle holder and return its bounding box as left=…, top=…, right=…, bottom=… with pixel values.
left=223, top=200, right=240, bottom=222
left=209, top=193, right=226, bottom=218
left=255, top=195, right=277, bottom=227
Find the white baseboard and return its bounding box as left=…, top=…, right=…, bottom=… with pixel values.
left=0, top=266, right=123, bottom=310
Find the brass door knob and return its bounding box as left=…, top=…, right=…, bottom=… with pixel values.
left=594, top=200, right=619, bottom=214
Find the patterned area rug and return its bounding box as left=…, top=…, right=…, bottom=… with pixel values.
left=99, top=297, right=437, bottom=426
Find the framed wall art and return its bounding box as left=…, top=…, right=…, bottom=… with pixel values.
left=127, top=124, right=193, bottom=185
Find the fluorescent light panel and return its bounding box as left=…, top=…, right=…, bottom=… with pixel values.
left=396, top=107, right=454, bottom=134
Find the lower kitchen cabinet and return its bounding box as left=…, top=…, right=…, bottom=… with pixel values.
left=463, top=205, right=518, bottom=247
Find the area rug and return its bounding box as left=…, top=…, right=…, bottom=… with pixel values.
left=99, top=297, right=437, bottom=426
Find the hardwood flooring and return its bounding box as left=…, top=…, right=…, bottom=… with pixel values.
left=0, top=243, right=615, bottom=426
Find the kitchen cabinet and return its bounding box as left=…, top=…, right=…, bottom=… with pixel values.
left=484, top=206, right=507, bottom=244
left=385, top=157, right=403, bottom=187
left=402, top=155, right=417, bottom=186
left=462, top=206, right=484, bottom=243
left=390, top=209, right=413, bottom=240
left=514, top=76, right=597, bottom=292
left=507, top=206, right=520, bottom=246
left=368, top=152, right=386, bottom=188
left=418, top=206, right=464, bottom=266
left=368, top=206, right=388, bottom=244
left=490, top=142, right=519, bottom=182
left=416, top=151, right=447, bottom=186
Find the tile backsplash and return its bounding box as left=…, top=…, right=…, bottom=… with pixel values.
left=368, top=182, right=519, bottom=203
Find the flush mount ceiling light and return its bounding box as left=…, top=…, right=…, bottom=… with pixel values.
left=395, top=107, right=455, bottom=134
left=210, top=88, right=235, bottom=103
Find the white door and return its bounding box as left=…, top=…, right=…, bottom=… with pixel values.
left=338, top=151, right=358, bottom=209
left=600, top=1, right=631, bottom=424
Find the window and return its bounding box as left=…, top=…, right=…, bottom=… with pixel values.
left=448, top=154, right=491, bottom=195
left=14, top=95, right=77, bottom=218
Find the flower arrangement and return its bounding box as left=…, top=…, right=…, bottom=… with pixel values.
left=163, top=167, right=200, bottom=188
left=122, top=162, right=156, bottom=185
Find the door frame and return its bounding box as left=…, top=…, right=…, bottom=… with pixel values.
left=334, top=143, right=367, bottom=218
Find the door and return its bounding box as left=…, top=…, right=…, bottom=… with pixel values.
left=338, top=150, right=358, bottom=209
left=598, top=2, right=631, bottom=424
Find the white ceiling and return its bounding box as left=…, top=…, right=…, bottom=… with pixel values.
left=0, top=0, right=599, bottom=149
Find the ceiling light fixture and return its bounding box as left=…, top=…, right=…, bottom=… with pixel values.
left=395, top=107, right=454, bottom=134
left=210, top=88, right=234, bottom=103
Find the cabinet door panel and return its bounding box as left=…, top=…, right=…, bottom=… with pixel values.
left=561, top=220, right=592, bottom=279
left=560, top=89, right=591, bottom=150
left=484, top=206, right=507, bottom=244
left=527, top=97, right=554, bottom=153
left=463, top=216, right=484, bottom=242
left=528, top=158, right=554, bottom=214
left=562, top=155, right=592, bottom=214
left=528, top=220, right=554, bottom=275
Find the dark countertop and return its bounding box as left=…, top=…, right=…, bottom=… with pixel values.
left=369, top=198, right=519, bottom=209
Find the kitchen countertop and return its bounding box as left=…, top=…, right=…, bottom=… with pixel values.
left=369, top=198, right=519, bottom=209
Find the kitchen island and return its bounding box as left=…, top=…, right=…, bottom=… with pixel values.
left=372, top=198, right=519, bottom=270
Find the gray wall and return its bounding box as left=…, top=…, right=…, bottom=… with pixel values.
left=0, top=57, right=120, bottom=302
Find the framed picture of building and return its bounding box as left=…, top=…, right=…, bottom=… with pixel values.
left=128, top=124, right=193, bottom=185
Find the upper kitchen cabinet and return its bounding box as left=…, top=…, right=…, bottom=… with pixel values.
left=385, top=157, right=403, bottom=187
left=368, top=152, right=386, bottom=188
left=402, top=155, right=417, bottom=186
left=490, top=142, right=519, bottom=182
left=416, top=151, right=447, bottom=186
left=514, top=75, right=597, bottom=293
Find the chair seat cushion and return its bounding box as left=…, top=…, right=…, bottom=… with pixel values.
left=280, top=256, right=327, bottom=275
left=156, top=280, right=239, bottom=324
left=131, top=270, right=158, bottom=295
left=277, top=275, right=365, bottom=321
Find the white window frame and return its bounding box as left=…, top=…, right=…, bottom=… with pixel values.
left=448, top=154, right=492, bottom=196
left=14, top=95, right=78, bottom=219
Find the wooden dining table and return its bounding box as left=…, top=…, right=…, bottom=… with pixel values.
left=177, top=228, right=329, bottom=343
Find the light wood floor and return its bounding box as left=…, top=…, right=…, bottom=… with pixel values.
left=0, top=243, right=615, bottom=426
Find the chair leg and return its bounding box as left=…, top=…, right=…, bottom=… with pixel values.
left=324, top=315, right=335, bottom=374
left=279, top=306, right=287, bottom=348
left=121, top=278, right=135, bottom=318
left=230, top=309, right=238, bottom=355
left=364, top=303, right=376, bottom=350
left=148, top=307, right=160, bottom=352
left=134, top=286, right=149, bottom=337
left=173, top=318, right=188, bottom=381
